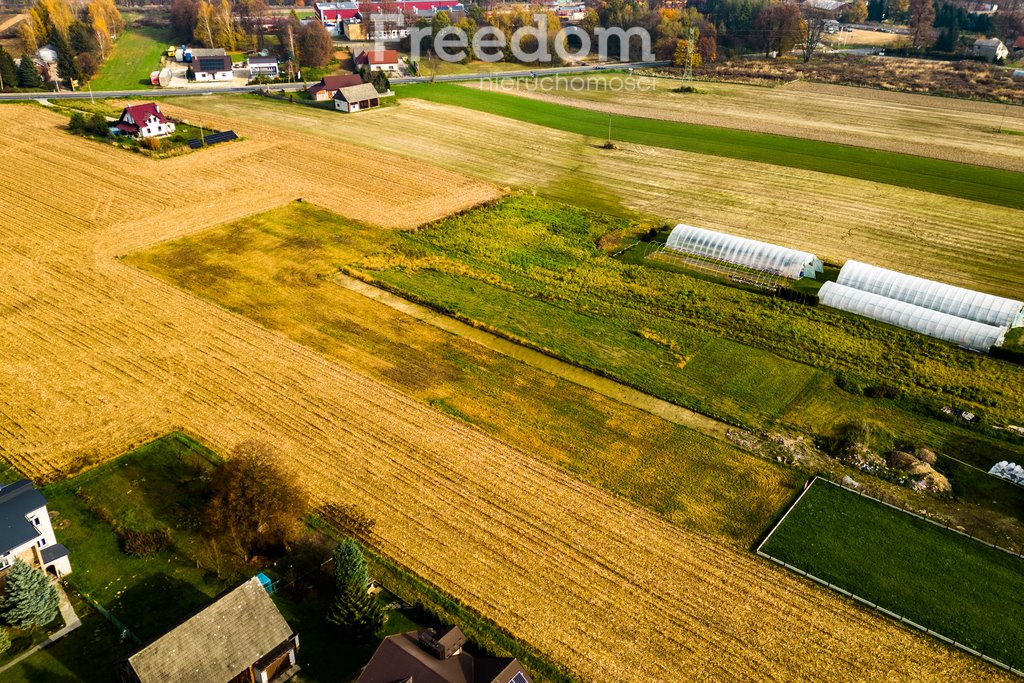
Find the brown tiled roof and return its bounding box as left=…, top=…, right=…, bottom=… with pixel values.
left=357, top=629, right=533, bottom=683
left=124, top=577, right=294, bottom=683
left=354, top=49, right=399, bottom=66
left=310, top=73, right=364, bottom=95
left=335, top=82, right=381, bottom=103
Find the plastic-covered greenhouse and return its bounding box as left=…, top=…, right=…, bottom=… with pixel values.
left=665, top=225, right=824, bottom=280
left=819, top=282, right=1007, bottom=352
left=837, top=260, right=1024, bottom=329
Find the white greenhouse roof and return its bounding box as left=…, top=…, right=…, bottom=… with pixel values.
left=665, top=225, right=823, bottom=280
left=837, top=260, right=1024, bottom=329
left=819, top=282, right=1007, bottom=352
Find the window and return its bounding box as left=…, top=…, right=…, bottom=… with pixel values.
left=38, top=537, right=47, bottom=547
left=32, top=517, right=40, bottom=526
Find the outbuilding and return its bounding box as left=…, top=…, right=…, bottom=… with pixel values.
left=971, top=37, right=1008, bottom=61
left=247, top=55, right=279, bottom=78
left=334, top=82, right=382, bottom=112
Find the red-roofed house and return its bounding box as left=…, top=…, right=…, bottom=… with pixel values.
left=115, top=103, right=175, bottom=139
left=308, top=73, right=365, bottom=101
left=354, top=49, right=401, bottom=72
left=1012, top=36, right=1024, bottom=53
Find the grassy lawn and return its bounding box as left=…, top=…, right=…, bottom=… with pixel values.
left=125, top=201, right=801, bottom=547
left=760, top=479, right=1024, bottom=668
left=395, top=83, right=1024, bottom=211
left=91, top=26, right=174, bottom=90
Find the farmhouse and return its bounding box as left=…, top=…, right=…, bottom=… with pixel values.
left=116, top=576, right=299, bottom=683
left=354, top=49, right=401, bottom=72
left=971, top=37, right=1008, bottom=61
left=357, top=625, right=533, bottom=683
left=0, top=479, right=71, bottom=578
left=334, top=82, right=382, bottom=112
left=309, top=73, right=364, bottom=100
left=115, top=103, right=176, bottom=139
left=315, top=1, right=464, bottom=37
left=192, top=48, right=234, bottom=81
left=247, top=55, right=279, bottom=78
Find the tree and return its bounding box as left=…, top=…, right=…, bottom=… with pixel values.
left=0, top=628, right=10, bottom=656
left=908, top=0, right=935, bottom=48
left=170, top=0, right=202, bottom=41
left=194, top=0, right=216, bottom=47
left=934, top=23, right=958, bottom=51
left=87, top=112, right=109, bottom=136
left=0, top=560, right=59, bottom=629
left=204, top=440, right=307, bottom=561
left=431, top=9, right=451, bottom=36
left=672, top=34, right=701, bottom=67
left=50, top=27, right=81, bottom=85
left=17, top=23, right=38, bottom=56
left=369, top=69, right=390, bottom=93
left=326, top=540, right=383, bottom=643
left=212, top=0, right=236, bottom=50
left=800, top=7, right=834, bottom=62
left=17, top=53, right=43, bottom=88
left=69, top=21, right=99, bottom=57
left=298, top=20, right=332, bottom=67
left=840, top=0, right=868, bottom=23
left=186, top=64, right=195, bottom=80
left=753, top=2, right=803, bottom=57
left=68, top=110, right=87, bottom=133
left=76, top=52, right=99, bottom=79
left=0, top=47, right=16, bottom=91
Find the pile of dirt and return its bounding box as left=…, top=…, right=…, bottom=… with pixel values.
left=885, top=449, right=951, bottom=494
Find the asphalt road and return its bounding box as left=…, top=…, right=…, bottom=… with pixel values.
left=0, top=61, right=670, bottom=101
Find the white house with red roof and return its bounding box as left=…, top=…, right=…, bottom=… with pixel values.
left=354, top=49, right=401, bottom=72
left=116, top=103, right=176, bottom=139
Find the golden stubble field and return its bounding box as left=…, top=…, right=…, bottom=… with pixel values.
left=0, top=103, right=1007, bottom=680
left=174, top=95, right=1024, bottom=298
left=463, top=76, right=1024, bottom=171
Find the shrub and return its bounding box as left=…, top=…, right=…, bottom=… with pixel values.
left=140, top=136, right=162, bottom=151
left=68, top=111, right=87, bottom=134
left=87, top=113, right=109, bottom=138
left=117, top=527, right=173, bottom=557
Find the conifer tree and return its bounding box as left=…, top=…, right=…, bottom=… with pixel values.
left=49, top=27, right=81, bottom=84
left=332, top=538, right=369, bottom=593
left=0, top=47, right=16, bottom=90
left=17, top=53, right=43, bottom=88
left=0, top=560, right=59, bottom=629
left=326, top=539, right=383, bottom=643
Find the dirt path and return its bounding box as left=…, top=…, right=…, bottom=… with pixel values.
left=0, top=14, right=25, bottom=35
left=0, top=103, right=1007, bottom=682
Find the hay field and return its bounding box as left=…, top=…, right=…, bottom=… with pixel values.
left=462, top=76, right=1024, bottom=171
left=173, top=95, right=1024, bottom=298
left=0, top=102, right=1005, bottom=680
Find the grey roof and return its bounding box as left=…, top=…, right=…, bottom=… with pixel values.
left=190, top=48, right=227, bottom=57
left=0, top=480, right=46, bottom=554
left=126, top=577, right=295, bottom=683
left=247, top=55, right=278, bottom=65
left=335, top=82, right=382, bottom=103
left=40, top=543, right=69, bottom=564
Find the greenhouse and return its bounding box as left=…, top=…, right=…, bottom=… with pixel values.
left=819, top=282, right=1007, bottom=352
left=837, top=260, right=1024, bottom=329
left=665, top=225, right=824, bottom=280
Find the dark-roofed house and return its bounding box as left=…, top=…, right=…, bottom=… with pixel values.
left=192, top=47, right=234, bottom=81
left=115, top=103, right=176, bottom=139
left=0, top=479, right=71, bottom=578
left=334, top=82, right=382, bottom=112
left=116, top=576, right=299, bottom=683
left=247, top=55, right=280, bottom=78
left=309, top=73, right=364, bottom=101
left=354, top=49, right=401, bottom=72
left=357, top=626, right=533, bottom=683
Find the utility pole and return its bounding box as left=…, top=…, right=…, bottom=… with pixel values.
left=683, top=26, right=695, bottom=82
left=288, top=26, right=297, bottom=82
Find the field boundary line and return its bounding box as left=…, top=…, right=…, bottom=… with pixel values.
left=756, top=476, right=1024, bottom=677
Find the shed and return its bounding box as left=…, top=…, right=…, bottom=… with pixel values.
left=334, top=82, right=382, bottom=112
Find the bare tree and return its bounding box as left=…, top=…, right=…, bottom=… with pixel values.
left=908, top=0, right=935, bottom=49
left=801, top=7, right=834, bottom=63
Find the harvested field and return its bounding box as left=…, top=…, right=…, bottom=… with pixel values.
left=465, top=76, right=1024, bottom=171
left=173, top=94, right=1024, bottom=298
left=0, top=102, right=1006, bottom=680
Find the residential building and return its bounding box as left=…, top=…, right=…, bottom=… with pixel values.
left=115, top=103, right=176, bottom=139
left=357, top=625, right=533, bottom=683
left=36, top=44, right=58, bottom=64
left=309, top=73, right=365, bottom=100
left=0, top=479, right=71, bottom=578
left=192, top=48, right=234, bottom=81
left=334, top=82, right=382, bottom=112
left=971, top=37, right=1008, bottom=61
left=116, top=576, right=299, bottom=683
left=354, top=49, right=401, bottom=72
left=247, top=55, right=280, bottom=78
left=315, top=1, right=463, bottom=37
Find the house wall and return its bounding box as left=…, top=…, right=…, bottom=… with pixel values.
left=335, top=98, right=352, bottom=112
left=196, top=70, right=234, bottom=81
left=0, top=502, right=69, bottom=576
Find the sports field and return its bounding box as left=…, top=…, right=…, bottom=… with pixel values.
left=171, top=94, right=1024, bottom=299
left=397, top=83, right=1024, bottom=210
left=0, top=102, right=1001, bottom=681
left=760, top=479, right=1024, bottom=668
left=90, top=26, right=173, bottom=90
left=465, top=76, right=1024, bottom=171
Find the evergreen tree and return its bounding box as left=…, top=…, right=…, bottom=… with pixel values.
left=0, top=560, right=59, bottom=629
left=369, top=70, right=390, bottom=94
left=17, top=54, right=43, bottom=88
left=49, top=27, right=81, bottom=85
left=68, top=20, right=98, bottom=57
left=0, top=47, right=16, bottom=90
left=327, top=539, right=383, bottom=643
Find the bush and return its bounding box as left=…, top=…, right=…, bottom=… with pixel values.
left=68, top=111, right=87, bottom=134
left=140, top=136, right=162, bottom=151
left=117, top=527, right=173, bottom=557
left=87, top=113, right=109, bottom=138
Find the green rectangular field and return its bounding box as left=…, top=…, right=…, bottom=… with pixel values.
left=760, top=478, right=1024, bottom=668
left=91, top=26, right=174, bottom=91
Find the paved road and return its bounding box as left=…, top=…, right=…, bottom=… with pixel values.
left=0, top=61, right=670, bottom=102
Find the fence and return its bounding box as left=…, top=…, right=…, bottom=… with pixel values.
left=74, top=589, right=141, bottom=645
left=756, top=476, right=1024, bottom=677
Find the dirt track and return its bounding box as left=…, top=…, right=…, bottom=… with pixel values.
left=0, top=103, right=1008, bottom=681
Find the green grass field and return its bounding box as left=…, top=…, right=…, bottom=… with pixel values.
left=126, top=202, right=802, bottom=547
left=396, top=83, right=1024, bottom=211
left=760, top=479, right=1024, bottom=668
left=90, top=26, right=173, bottom=90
